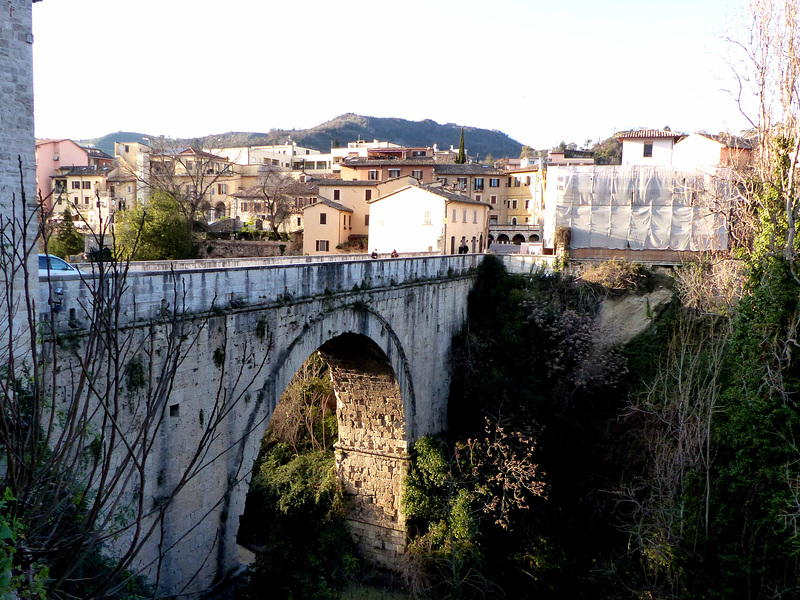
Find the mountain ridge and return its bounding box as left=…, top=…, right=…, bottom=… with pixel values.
left=78, top=114, right=527, bottom=160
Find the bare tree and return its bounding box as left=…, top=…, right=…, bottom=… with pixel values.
left=616, top=313, right=728, bottom=598
left=0, top=162, right=273, bottom=598
left=726, top=0, right=800, bottom=265
left=257, top=166, right=311, bottom=238
left=119, top=138, right=241, bottom=232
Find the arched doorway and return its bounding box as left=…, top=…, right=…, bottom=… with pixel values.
left=512, top=234, right=525, bottom=245
left=215, top=202, right=226, bottom=221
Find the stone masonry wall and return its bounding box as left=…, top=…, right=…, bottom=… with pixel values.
left=1, top=0, right=38, bottom=357
left=320, top=335, right=409, bottom=567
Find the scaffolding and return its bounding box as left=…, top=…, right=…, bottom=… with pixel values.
left=543, top=166, right=731, bottom=251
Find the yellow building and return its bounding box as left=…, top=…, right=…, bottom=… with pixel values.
left=303, top=197, right=355, bottom=254
left=148, top=148, right=242, bottom=222
left=432, top=164, right=509, bottom=225
left=51, top=165, right=113, bottom=231
left=491, top=165, right=545, bottom=246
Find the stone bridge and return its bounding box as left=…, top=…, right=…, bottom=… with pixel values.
left=40, top=254, right=488, bottom=596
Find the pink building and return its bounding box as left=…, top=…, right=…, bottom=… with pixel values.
left=35, top=139, right=89, bottom=212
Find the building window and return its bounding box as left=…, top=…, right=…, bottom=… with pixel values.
left=476, top=195, right=482, bottom=203
left=84, top=197, right=91, bottom=205
left=218, top=183, right=227, bottom=195
left=489, top=178, right=500, bottom=188
left=438, top=177, right=447, bottom=185
left=368, top=170, right=378, bottom=180
left=315, top=240, right=329, bottom=251
left=412, top=170, right=422, bottom=179
left=457, top=177, right=467, bottom=190
left=525, top=176, right=531, bottom=186
left=320, top=213, right=327, bottom=225
left=365, top=214, right=369, bottom=226
left=514, top=178, right=521, bottom=187
left=452, top=209, right=457, bottom=222
left=365, top=190, right=372, bottom=201
left=424, top=211, right=431, bottom=225
left=474, top=178, right=484, bottom=191
left=253, top=202, right=261, bottom=212
left=525, top=199, right=530, bottom=209
left=512, top=199, right=518, bottom=209
left=412, top=150, right=426, bottom=157
left=473, top=210, right=477, bottom=224
left=71, top=181, right=80, bottom=190
left=490, top=195, right=497, bottom=204
left=462, top=210, right=467, bottom=223
left=643, top=143, right=653, bottom=158
left=333, top=190, right=340, bottom=200
left=241, top=202, right=248, bottom=212
left=297, top=217, right=301, bottom=226
left=388, top=169, right=400, bottom=178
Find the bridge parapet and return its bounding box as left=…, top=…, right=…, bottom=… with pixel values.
left=40, top=254, right=484, bottom=333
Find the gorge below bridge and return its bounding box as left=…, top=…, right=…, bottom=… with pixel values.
left=40, top=253, right=543, bottom=597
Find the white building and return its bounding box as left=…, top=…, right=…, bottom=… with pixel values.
left=368, top=185, right=490, bottom=255
left=616, top=129, right=685, bottom=166
left=672, top=133, right=753, bottom=174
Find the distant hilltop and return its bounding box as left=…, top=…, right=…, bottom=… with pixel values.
left=78, top=114, right=527, bottom=160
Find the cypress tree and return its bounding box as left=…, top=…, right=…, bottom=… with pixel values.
left=456, top=127, right=466, bottom=164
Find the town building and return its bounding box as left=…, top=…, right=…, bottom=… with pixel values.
left=494, top=164, right=544, bottom=246
left=338, top=146, right=437, bottom=183
left=51, top=165, right=114, bottom=231
left=302, top=177, right=415, bottom=255
left=672, top=132, right=753, bottom=173
left=615, top=129, right=686, bottom=166
left=35, top=139, right=90, bottom=212
left=547, top=148, right=594, bottom=166
left=147, top=147, right=242, bottom=223
left=432, top=163, right=509, bottom=224
left=331, top=139, right=403, bottom=172
left=367, top=184, right=490, bottom=255
left=212, top=142, right=331, bottom=173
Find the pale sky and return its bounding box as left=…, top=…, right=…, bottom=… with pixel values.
left=31, top=0, right=753, bottom=150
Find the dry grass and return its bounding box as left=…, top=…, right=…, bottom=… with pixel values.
left=579, top=259, right=647, bottom=293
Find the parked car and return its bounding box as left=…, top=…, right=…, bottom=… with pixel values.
left=38, top=254, right=82, bottom=277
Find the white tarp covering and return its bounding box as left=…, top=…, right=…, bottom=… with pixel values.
left=543, top=166, right=731, bottom=251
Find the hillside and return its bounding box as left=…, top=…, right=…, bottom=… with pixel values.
left=79, top=114, right=527, bottom=159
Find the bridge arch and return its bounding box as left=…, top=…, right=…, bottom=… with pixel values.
left=260, top=304, right=415, bottom=435
left=239, top=304, right=415, bottom=567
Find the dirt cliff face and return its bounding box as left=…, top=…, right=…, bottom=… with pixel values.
left=598, top=287, right=673, bottom=345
